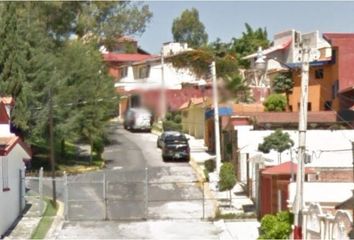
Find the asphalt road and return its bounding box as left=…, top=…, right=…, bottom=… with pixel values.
left=26, top=123, right=213, bottom=221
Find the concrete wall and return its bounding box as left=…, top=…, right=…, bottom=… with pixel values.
left=0, top=144, right=27, bottom=236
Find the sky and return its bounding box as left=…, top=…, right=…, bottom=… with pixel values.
left=136, top=1, right=354, bottom=54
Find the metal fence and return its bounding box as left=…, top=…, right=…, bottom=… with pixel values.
left=25, top=167, right=217, bottom=221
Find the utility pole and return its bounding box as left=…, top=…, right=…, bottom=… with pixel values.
left=49, top=88, right=57, bottom=205
left=160, top=48, right=166, bottom=121
left=293, top=41, right=310, bottom=239
left=211, top=61, right=221, bottom=174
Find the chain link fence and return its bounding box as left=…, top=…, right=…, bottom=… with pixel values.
left=25, top=167, right=217, bottom=221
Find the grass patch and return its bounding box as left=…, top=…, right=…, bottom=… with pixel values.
left=30, top=199, right=58, bottom=239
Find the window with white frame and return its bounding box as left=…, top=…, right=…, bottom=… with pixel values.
left=1, top=156, right=9, bottom=191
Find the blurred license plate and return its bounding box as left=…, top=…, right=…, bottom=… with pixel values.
left=174, top=153, right=182, bottom=158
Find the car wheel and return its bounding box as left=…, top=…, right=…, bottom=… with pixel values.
left=162, top=156, right=168, bottom=162
left=185, top=156, right=190, bottom=162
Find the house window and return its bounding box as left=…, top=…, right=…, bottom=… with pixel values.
left=331, top=49, right=336, bottom=64
left=332, top=80, right=339, bottom=99
left=289, top=105, right=293, bottom=112
left=138, top=66, right=150, bottom=79
left=120, top=67, right=128, bottom=78
left=324, top=101, right=332, bottom=111
left=315, top=69, right=324, bottom=79
left=1, top=156, right=9, bottom=191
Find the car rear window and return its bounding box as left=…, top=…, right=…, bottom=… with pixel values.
left=165, top=134, right=187, bottom=142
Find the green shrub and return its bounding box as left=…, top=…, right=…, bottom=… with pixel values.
left=204, top=159, right=216, bottom=173
left=263, top=93, right=287, bottom=112
left=163, top=120, right=182, bottom=131
left=174, top=114, right=182, bottom=123
left=219, top=162, right=236, bottom=191
left=258, top=211, right=294, bottom=240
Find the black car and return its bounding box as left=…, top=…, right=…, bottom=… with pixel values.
left=157, top=131, right=190, bottom=162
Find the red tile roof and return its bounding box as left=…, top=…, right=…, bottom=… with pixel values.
left=102, top=53, right=154, bottom=62
left=0, top=136, right=31, bottom=157
left=262, top=162, right=314, bottom=175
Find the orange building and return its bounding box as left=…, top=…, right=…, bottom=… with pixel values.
left=288, top=33, right=354, bottom=113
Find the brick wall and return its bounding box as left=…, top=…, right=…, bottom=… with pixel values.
left=311, top=168, right=353, bottom=182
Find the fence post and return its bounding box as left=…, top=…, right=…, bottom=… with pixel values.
left=39, top=167, right=44, bottom=216
left=144, top=167, right=148, bottom=220
left=63, top=171, right=68, bottom=220
left=202, top=181, right=205, bottom=220
left=103, top=172, right=107, bottom=220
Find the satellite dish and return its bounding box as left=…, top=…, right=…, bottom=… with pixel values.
left=310, top=49, right=320, bottom=61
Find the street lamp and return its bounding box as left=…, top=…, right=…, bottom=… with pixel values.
left=254, top=47, right=267, bottom=102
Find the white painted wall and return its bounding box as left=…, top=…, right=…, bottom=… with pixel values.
left=0, top=124, right=11, bottom=136
left=288, top=182, right=354, bottom=207
left=0, top=143, right=28, bottom=236
left=235, top=126, right=354, bottom=183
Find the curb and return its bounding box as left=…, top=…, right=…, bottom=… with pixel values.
left=45, top=200, right=64, bottom=239
left=189, top=156, right=219, bottom=218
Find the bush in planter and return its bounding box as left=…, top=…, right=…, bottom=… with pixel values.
left=218, top=162, right=236, bottom=207
left=218, top=162, right=236, bottom=191
left=204, top=159, right=216, bottom=173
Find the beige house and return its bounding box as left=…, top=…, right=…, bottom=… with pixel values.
left=180, top=97, right=210, bottom=139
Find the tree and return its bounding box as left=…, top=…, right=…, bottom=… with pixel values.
left=272, top=72, right=294, bottom=111
left=55, top=40, right=117, bottom=163
left=263, top=94, right=287, bottom=112
left=258, top=129, right=294, bottom=163
left=219, top=162, right=236, bottom=207
left=258, top=211, right=294, bottom=240
left=172, top=8, right=208, bottom=48
left=231, top=23, right=270, bottom=68
left=28, top=2, right=152, bottom=46
left=223, top=74, right=252, bottom=103
left=0, top=2, right=138, bottom=166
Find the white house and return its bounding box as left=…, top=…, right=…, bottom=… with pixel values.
left=0, top=97, right=31, bottom=237
left=235, top=125, right=354, bottom=200
left=115, top=42, right=206, bottom=91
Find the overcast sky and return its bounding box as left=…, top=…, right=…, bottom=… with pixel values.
left=136, top=1, right=354, bottom=54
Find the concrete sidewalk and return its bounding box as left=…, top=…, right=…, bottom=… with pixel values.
left=5, top=196, right=64, bottom=240
left=5, top=196, right=45, bottom=239
left=187, top=134, right=256, bottom=217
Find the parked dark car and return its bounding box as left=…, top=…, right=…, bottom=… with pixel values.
left=157, top=131, right=190, bottom=162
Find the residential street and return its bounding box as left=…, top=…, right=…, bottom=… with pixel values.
left=26, top=123, right=218, bottom=238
